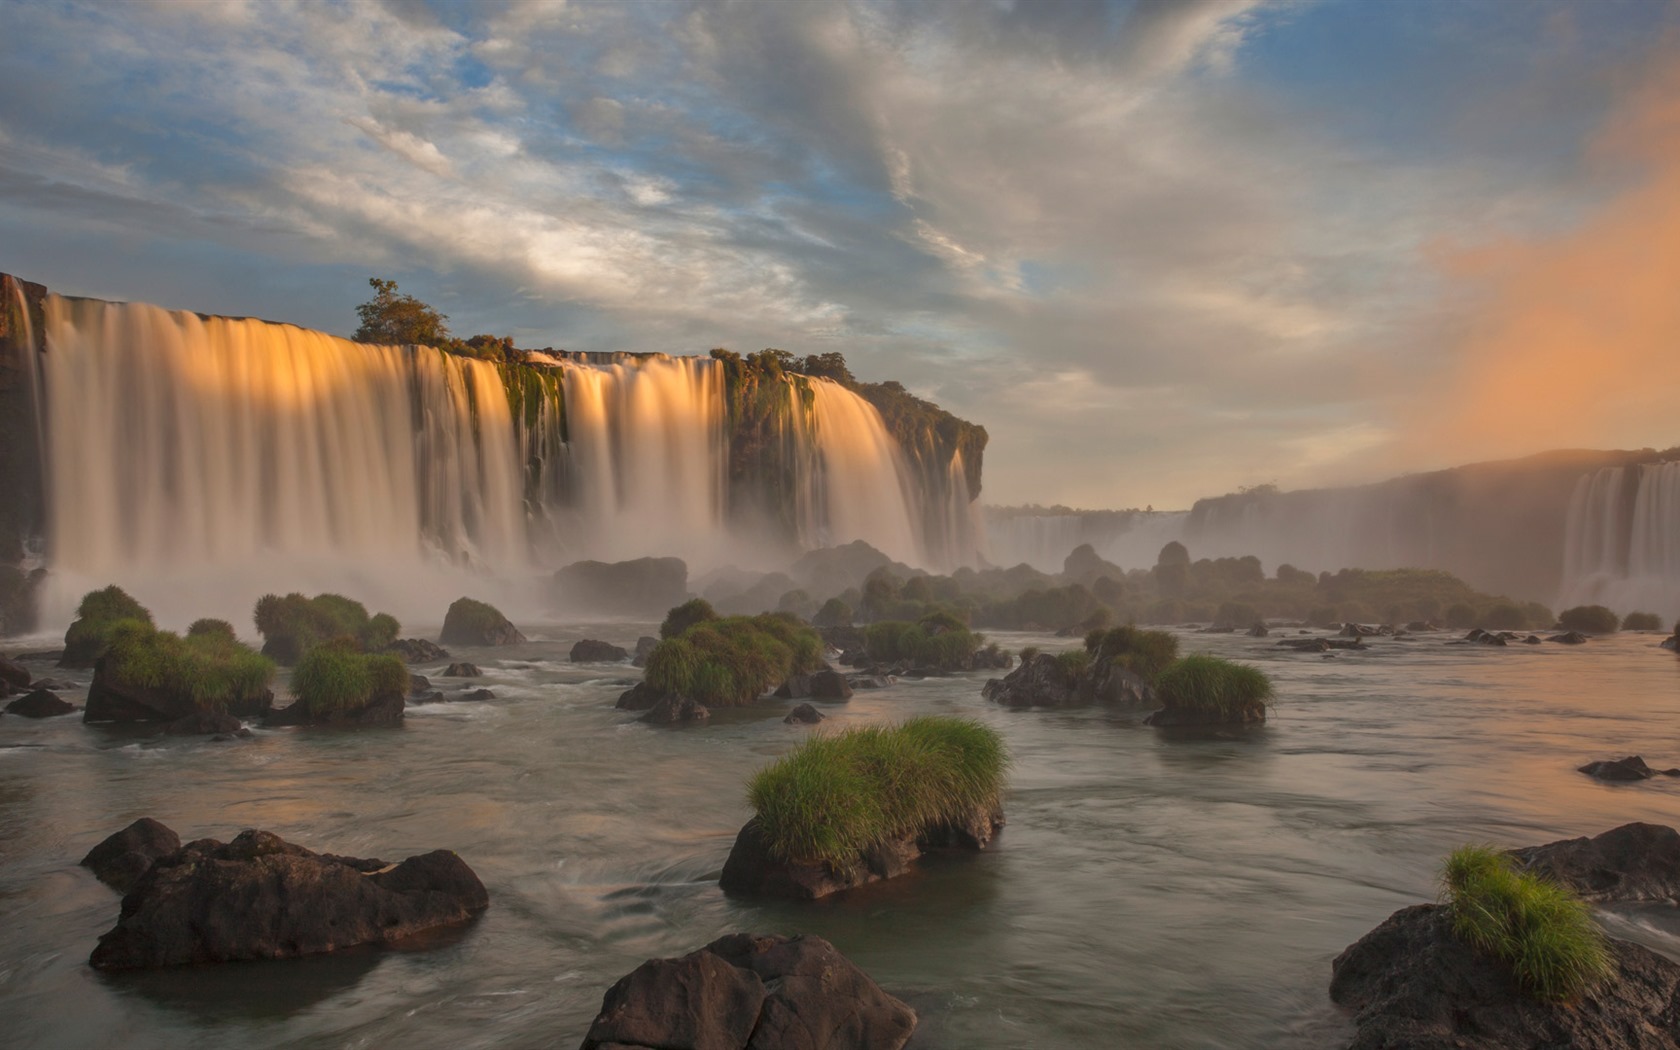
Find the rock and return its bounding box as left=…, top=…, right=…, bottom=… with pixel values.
left=1144, top=705, right=1267, bottom=727
left=1509, top=823, right=1680, bottom=904
left=632, top=636, right=658, bottom=668
left=1246, top=622, right=1269, bottom=637
left=1277, top=637, right=1331, bottom=652
left=773, top=673, right=813, bottom=700
left=809, top=669, right=853, bottom=701
left=1342, top=623, right=1382, bottom=637
left=640, top=693, right=709, bottom=725
left=161, top=710, right=247, bottom=736
left=88, top=829, right=488, bottom=969
left=1523, top=634, right=1542, bottom=644
left=615, top=681, right=662, bottom=711
left=1662, top=635, right=1678, bottom=652
left=1325, top=637, right=1366, bottom=650
left=84, top=660, right=273, bottom=724
left=439, top=598, right=526, bottom=647
left=1330, top=902, right=1680, bottom=1050
left=441, top=662, right=480, bottom=677
left=570, top=639, right=629, bottom=663
left=783, top=703, right=824, bottom=725
left=579, top=932, right=915, bottom=1050
left=408, top=673, right=433, bottom=697
left=848, top=674, right=894, bottom=689
left=0, top=652, right=29, bottom=690
left=1548, top=631, right=1589, bottom=645
left=553, top=556, right=688, bottom=618
left=5, top=688, right=75, bottom=718
left=81, top=818, right=182, bottom=893
left=28, top=677, right=71, bottom=690
left=383, top=638, right=450, bottom=663
left=1578, top=756, right=1680, bottom=782
left=264, top=692, right=404, bottom=728
left=982, top=652, right=1082, bottom=708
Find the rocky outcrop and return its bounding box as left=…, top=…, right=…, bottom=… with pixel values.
left=442, top=662, right=481, bottom=677
left=0, top=652, right=29, bottom=691
left=84, top=660, right=272, bottom=724
left=264, top=692, right=404, bottom=728
left=809, top=668, right=853, bottom=701
left=1578, top=757, right=1680, bottom=781
left=553, top=556, right=688, bottom=618
left=774, top=673, right=813, bottom=699
left=1330, top=903, right=1680, bottom=1050
left=570, top=639, right=628, bottom=663
left=615, top=680, right=660, bottom=711
left=81, top=818, right=182, bottom=893
left=578, top=933, right=915, bottom=1050
left=719, top=807, right=1002, bottom=901
left=439, top=598, right=526, bottom=647
left=783, top=703, right=824, bottom=725
left=6, top=688, right=75, bottom=718
left=982, top=652, right=1082, bottom=708
left=640, top=693, right=708, bottom=725
left=383, top=638, right=450, bottom=663
left=89, top=827, right=488, bottom=970
left=161, top=710, right=248, bottom=737
left=1509, top=823, right=1680, bottom=905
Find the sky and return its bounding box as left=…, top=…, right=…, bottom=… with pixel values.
left=2, top=0, right=1678, bottom=511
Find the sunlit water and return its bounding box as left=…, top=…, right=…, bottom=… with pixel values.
left=2, top=626, right=1678, bottom=1049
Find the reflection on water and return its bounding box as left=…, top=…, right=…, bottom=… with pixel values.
left=0, top=625, right=1677, bottom=1048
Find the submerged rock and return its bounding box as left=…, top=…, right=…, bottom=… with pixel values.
left=640, top=693, right=708, bottom=725
left=1509, top=822, right=1680, bottom=904
left=570, top=639, right=629, bottom=663
left=809, top=668, right=853, bottom=701
left=1578, top=756, right=1680, bottom=782
left=783, top=703, right=824, bottom=725
left=81, top=817, right=182, bottom=893
left=1330, top=902, right=1680, bottom=1050
left=265, top=692, right=404, bottom=728
left=1277, top=637, right=1331, bottom=652
left=632, top=636, right=657, bottom=667
left=382, top=638, right=449, bottom=663
left=161, top=710, right=247, bottom=736
left=88, top=828, right=488, bottom=970
left=441, top=662, right=481, bottom=677
left=578, top=932, right=915, bottom=1050
left=5, top=688, right=75, bottom=718
left=615, top=681, right=661, bottom=711
left=1547, top=631, right=1589, bottom=645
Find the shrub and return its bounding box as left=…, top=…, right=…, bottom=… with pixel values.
left=1019, top=645, right=1040, bottom=663
left=1214, top=601, right=1262, bottom=629
left=746, top=716, right=1008, bottom=868
left=645, top=613, right=823, bottom=706
left=1054, top=649, right=1091, bottom=677
left=253, top=592, right=398, bottom=664
left=290, top=643, right=409, bottom=717
left=363, top=612, right=401, bottom=649
left=1621, top=611, right=1662, bottom=631
left=660, top=597, right=718, bottom=639
left=1086, top=625, right=1179, bottom=685
left=63, top=585, right=155, bottom=667
left=1440, top=845, right=1611, bottom=1002
left=863, top=616, right=982, bottom=671
left=812, top=597, right=853, bottom=628
left=186, top=618, right=237, bottom=643
left=101, top=620, right=274, bottom=712
left=1557, top=605, right=1620, bottom=634
left=1444, top=603, right=1477, bottom=629
left=1154, top=654, right=1272, bottom=721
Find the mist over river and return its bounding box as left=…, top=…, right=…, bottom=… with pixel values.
left=2, top=624, right=1678, bottom=1049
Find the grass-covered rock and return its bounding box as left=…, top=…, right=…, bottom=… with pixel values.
left=273, top=642, right=409, bottom=726
left=438, top=597, right=525, bottom=647
left=62, top=585, right=153, bottom=668
left=253, top=592, right=401, bottom=664
left=1557, top=604, right=1620, bottom=634
left=644, top=613, right=822, bottom=707
left=84, top=620, right=275, bottom=723
left=720, top=717, right=1007, bottom=898
left=659, top=597, right=718, bottom=640
left=1620, top=611, right=1662, bottom=631
left=862, top=612, right=984, bottom=672
left=1145, top=654, right=1272, bottom=727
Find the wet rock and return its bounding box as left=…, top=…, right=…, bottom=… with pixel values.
left=1331, top=902, right=1680, bottom=1050
left=383, top=638, right=449, bottom=663
left=640, top=693, right=708, bottom=725
left=161, top=710, right=247, bottom=736
left=1509, top=822, right=1680, bottom=904
left=461, top=688, right=495, bottom=702
left=631, top=636, right=657, bottom=668
left=439, top=599, right=526, bottom=647
left=579, top=932, right=915, bottom=1050
left=1342, top=623, right=1383, bottom=637
left=408, top=673, right=433, bottom=697
left=1246, top=622, right=1270, bottom=637
left=773, top=673, right=813, bottom=700
left=570, top=639, right=629, bottom=663
left=5, top=688, right=75, bottom=718
left=783, top=703, right=824, bottom=725
left=1277, top=637, right=1331, bottom=652
left=615, top=680, right=661, bottom=711
left=85, top=660, right=273, bottom=725
left=1578, top=756, right=1680, bottom=782
left=442, top=662, right=480, bottom=677
left=1144, top=705, right=1267, bottom=728
left=1547, top=631, right=1589, bottom=645
left=1523, top=634, right=1542, bottom=644
left=1662, top=635, right=1678, bottom=652
left=89, top=829, right=488, bottom=969
left=848, top=674, right=894, bottom=689
left=982, top=652, right=1082, bottom=708
left=28, top=676, right=71, bottom=690
left=0, top=652, right=29, bottom=690
left=81, top=818, right=183, bottom=893
left=809, top=668, right=853, bottom=701
left=264, top=692, right=404, bottom=728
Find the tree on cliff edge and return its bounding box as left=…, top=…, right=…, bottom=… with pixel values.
left=352, top=278, right=451, bottom=347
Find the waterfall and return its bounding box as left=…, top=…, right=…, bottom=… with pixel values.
left=795, top=379, right=922, bottom=568
left=1558, top=462, right=1680, bottom=621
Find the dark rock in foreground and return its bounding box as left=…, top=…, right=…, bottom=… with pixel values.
left=982, top=652, right=1081, bottom=708
left=783, top=702, right=824, bottom=725
left=81, top=817, right=182, bottom=893
left=570, top=639, right=628, bottom=663
left=442, top=662, right=481, bottom=677
left=579, top=932, right=915, bottom=1050
left=640, top=693, right=708, bottom=725
left=0, top=652, right=30, bottom=690
left=6, top=688, right=75, bottom=718
left=615, top=680, right=660, bottom=710
left=1509, top=822, right=1680, bottom=904
left=89, top=827, right=488, bottom=969
left=1579, top=756, right=1680, bottom=782
left=809, top=668, right=853, bottom=701
left=84, top=659, right=272, bottom=725
left=1330, top=903, right=1680, bottom=1050
left=383, top=638, right=450, bottom=663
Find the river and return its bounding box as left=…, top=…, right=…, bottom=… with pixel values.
left=2, top=624, right=1677, bottom=1048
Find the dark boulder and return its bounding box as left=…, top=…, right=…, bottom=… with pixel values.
left=383, top=638, right=450, bottom=663
left=461, top=688, right=495, bottom=702
left=632, top=636, right=657, bottom=668
left=579, top=932, right=915, bottom=1050
left=81, top=818, right=182, bottom=893
left=442, top=662, right=481, bottom=677
left=1342, top=623, right=1383, bottom=637
left=0, top=652, right=29, bottom=690
left=982, top=652, right=1082, bottom=708
left=809, top=669, right=853, bottom=701
left=570, top=639, right=629, bottom=663
left=773, top=673, right=813, bottom=700
left=161, top=710, right=248, bottom=736
left=848, top=674, right=894, bottom=690
left=640, top=693, right=709, bottom=725
left=1144, top=705, right=1267, bottom=728
left=89, top=829, right=488, bottom=969
left=28, top=676, right=71, bottom=690
left=1548, top=631, right=1589, bottom=645
left=1578, top=756, right=1680, bottom=782
left=1246, top=622, right=1269, bottom=637
left=615, top=681, right=661, bottom=711
left=265, top=692, right=404, bottom=728
left=1523, top=634, right=1542, bottom=644
left=408, top=673, right=433, bottom=696
left=783, top=703, right=824, bottom=725
left=553, top=556, right=688, bottom=618
left=1330, top=902, right=1680, bottom=1050
left=1277, top=637, right=1331, bottom=652
left=6, top=688, right=75, bottom=718
left=1662, top=635, right=1678, bottom=652
left=85, top=659, right=272, bottom=724
left=1509, top=822, right=1680, bottom=904
left=439, top=599, right=526, bottom=647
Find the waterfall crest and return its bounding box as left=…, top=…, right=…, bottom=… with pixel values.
left=1558, top=462, right=1680, bottom=620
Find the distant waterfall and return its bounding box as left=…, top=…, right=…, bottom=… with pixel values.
left=982, top=509, right=1189, bottom=573
left=33, top=295, right=963, bottom=627
left=1558, top=462, right=1680, bottom=621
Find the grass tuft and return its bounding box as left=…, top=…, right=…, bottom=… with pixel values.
left=63, top=585, right=155, bottom=666
left=102, top=620, right=275, bottom=712
left=863, top=613, right=983, bottom=671
left=1153, top=654, right=1271, bottom=720
left=644, top=613, right=824, bottom=706
left=1440, top=845, right=1613, bottom=1002
left=746, top=717, right=1008, bottom=867
left=1086, top=625, right=1179, bottom=685
left=253, top=592, right=399, bottom=664
left=290, top=642, right=409, bottom=716
left=660, top=598, right=719, bottom=640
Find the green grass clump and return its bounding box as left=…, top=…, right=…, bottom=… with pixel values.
left=644, top=613, right=824, bottom=706
left=863, top=614, right=983, bottom=671
left=253, top=592, right=400, bottom=664
left=1153, top=654, right=1272, bottom=721
left=1054, top=649, right=1091, bottom=677
left=746, top=716, right=1008, bottom=868
left=1557, top=604, right=1620, bottom=634
left=187, top=618, right=238, bottom=643
left=102, top=620, right=275, bottom=712
left=660, top=598, right=719, bottom=639
left=1440, top=845, right=1613, bottom=1002
left=1620, top=611, right=1662, bottom=631
left=63, top=585, right=155, bottom=667
left=290, top=643, right=410, bottom=717
left=1086, top=625, right=1179, bottom=685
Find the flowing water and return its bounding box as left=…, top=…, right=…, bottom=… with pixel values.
left=2, top=626, right=1678, bottom=1049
